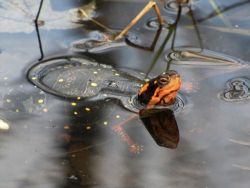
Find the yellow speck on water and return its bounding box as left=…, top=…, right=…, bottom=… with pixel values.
left=43, top=108, right=48, bottom=112
left=93, top=71, right=98, bottom=74
left=71, top=102, right=77, bottom=106
left=86, top=126, right=91, bottom=130
left=15, top=109, right=19, bottom=112
left=0, top=119, right=9, bottom=130
left=90, top=82, right=98, bottom=87
left=76, top=97, right=81, bottom=100
left=85, top=107, right=91, bottom=112
left=116, top=115, right=120, bottom=119
left=6, top=99, right=11, bottom=103
left=31, top=76, right=37, bottom=80
left=58, top=78, right=64, bottom=83
left=103, top=121, right=108, bottom=125
left=37, top=99, right=44, bottom=104
left=74, top=111, right=78, bottom=115
left=64, top=125, right=70, bottom=130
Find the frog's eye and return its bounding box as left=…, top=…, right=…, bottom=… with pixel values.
left=158, top=76, right=170, bottom=85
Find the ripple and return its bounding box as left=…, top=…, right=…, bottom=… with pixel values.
left=163, top=0, right=197, bottom=15
left=121, top=92, right=187, bottom=114
left=144, top=16, right=171, bottom=30
left=165, top=47, right=244, bottom=67
left=220, top=77, right=250, bottom=102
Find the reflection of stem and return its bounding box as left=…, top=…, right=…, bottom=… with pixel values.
left=188, top=6, right=203, bottom=50
left=145, top=5, right=183, bottom=77
left=198, top=0, right=250, bottom=23
left=166, top=59, right=172, bottom=72
left=34, top=0, right=44, bottom=61
left=125, top=26, right=163, bottom=51
left=67, top=139, right=112, bottom=154
left=111, top=114, right=139, bottom=152
left=209, top=0, right=232, bottom=27
left=145, top=28, right=174, bottom=77
left=80, top=9, right=115, bottom=33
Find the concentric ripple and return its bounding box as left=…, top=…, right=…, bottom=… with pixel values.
left=144, top=16, right=171, bottom=30
left=220, top=77, right=250, bottom=102
left=163, top=0, right=197, bottom=15
left=121, top=93, right=186, bottom=114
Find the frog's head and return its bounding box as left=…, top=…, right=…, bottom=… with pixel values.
left=138, top=70, right=181, bottom=108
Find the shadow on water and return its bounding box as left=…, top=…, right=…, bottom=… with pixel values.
left=1, top=0, right=250, bottom=188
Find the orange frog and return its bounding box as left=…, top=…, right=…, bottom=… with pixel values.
left=138, top=70, right=181, bottom=108
left=112, top=70, right=182, bottom=153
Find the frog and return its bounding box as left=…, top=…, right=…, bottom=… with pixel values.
left=28, top=55, right=185, bottom=113
left=139, top=71, right=181, bottom=149
left=138, top=70, right=181, bottom=108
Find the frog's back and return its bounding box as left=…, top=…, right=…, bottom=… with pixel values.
left=28, top=55, right=143, bottom=99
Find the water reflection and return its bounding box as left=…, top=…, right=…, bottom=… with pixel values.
left=1, top=0, right=250, bottom=187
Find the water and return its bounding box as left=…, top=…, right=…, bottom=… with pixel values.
left=1, top=0, right=250, bottom=187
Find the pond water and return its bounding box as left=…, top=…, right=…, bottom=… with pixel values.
left=0, top=0, right=250, bottom=188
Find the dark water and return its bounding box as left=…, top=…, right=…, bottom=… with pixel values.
left=1, top=0, right=250, bottom=188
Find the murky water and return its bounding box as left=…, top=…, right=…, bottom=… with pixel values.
left=1, top=0, right=250, bottom=188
